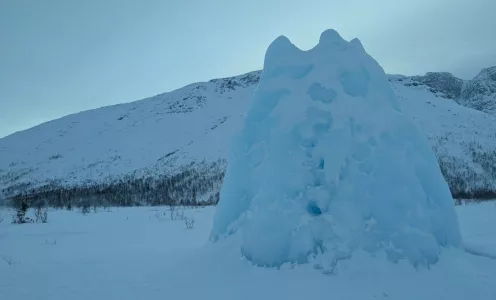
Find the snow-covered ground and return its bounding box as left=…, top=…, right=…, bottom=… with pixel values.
left=1, top=203, right=495, bottom=300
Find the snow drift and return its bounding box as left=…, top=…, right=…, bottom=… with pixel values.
left=211, top=29, right=461, bottom=267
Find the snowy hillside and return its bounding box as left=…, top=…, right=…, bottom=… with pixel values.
left=408, top=66, right=496, bottom=115
left=391, top=75, right=496, bottom=197
left=0, top=72, right=260, bottom=206
left=1, top=67, right=496, bottom=205
left=460, top=66, right=496, bottom=114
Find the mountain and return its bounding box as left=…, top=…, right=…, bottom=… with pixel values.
left=1, top=68, right=495, bottom=207
left=389, top=74, right=496, bottom=198
left=408, top=66, right=496, bottom=114
left=460, top=66, right=496, bottom=114
left=409, top=72, right=464, bottom=99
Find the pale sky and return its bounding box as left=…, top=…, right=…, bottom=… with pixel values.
left=1, top=0, right=495, bottom=138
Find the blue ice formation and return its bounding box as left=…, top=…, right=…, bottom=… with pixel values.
left=211, top=29, right=461, bottom=267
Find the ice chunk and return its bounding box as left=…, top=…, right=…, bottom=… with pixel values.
left=211, top=29, right=461, bottom=267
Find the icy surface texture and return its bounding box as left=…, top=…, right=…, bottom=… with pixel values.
left=211, top=29, right=461, bottom=267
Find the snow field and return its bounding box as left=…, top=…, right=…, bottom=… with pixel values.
left=0, top=203, right=495, bottom=300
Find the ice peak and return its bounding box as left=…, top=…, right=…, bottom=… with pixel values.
left=318, top=29, right=346, bottom=46
left=349, top=38, right=365, bottom=51
left=212, top=29, right=461, bottom=268
left=263, top=35, right=300, bottom=71
left=266, top=35, right=296, bottom=54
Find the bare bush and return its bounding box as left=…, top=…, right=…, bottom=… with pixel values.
left=176, top=208, right=185, bottom=221
left=167, top=205, right=188, bottom=221
left=81, top=204, right=90, bottom=215
left=34, top=207, right=42, bottom=222
left=34, top=207, right=49, bottom=223
left=169, top=205, right=177, bottom=220
left=41, top=210, right=48, bottom=223
left=45, top=239, right=57, bottom=246
left=2, top=256, right=14, bottom=266
left=184, top=217, right=195, bottom=229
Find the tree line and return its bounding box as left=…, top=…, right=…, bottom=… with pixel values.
left=3, top=160, right=225, bottom=209
left=3, top=149, right=496, bottom=209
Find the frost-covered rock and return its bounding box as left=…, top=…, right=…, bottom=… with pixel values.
left=211, top=29, right=461, bottom=267
left=396, top=68, right=496, bottom=116
left=460, top=66, right=496, bottom=114
left=410, top=72, right=463, bottom=99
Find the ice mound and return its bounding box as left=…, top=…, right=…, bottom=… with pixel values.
left=211, top=29, right=461, bottom=267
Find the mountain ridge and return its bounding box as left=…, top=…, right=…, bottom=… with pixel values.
left=1, top=67, right=495, bottom=206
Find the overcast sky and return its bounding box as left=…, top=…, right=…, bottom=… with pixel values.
left=1, top=0, right=495, bottom=138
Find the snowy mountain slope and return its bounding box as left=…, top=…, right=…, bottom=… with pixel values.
left=1, top=68, right=495, bottom=204
left=390, top=75, right=496, bottom=196
left=0, top=72, right=260, bottom=204
left=408, top=66, right=496, bottom=114
left=409, top=72, right=464, bottom=99
left=460, top=66, right=496, bottom=114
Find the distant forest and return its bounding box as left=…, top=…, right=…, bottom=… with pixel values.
left=436, top=141, right=496, bottom=202
left=2, top=151, right=496, bottom=209
left=2, top=160, right=225, bottom=209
